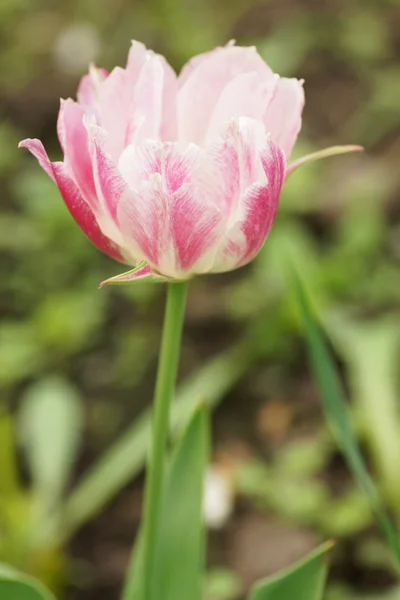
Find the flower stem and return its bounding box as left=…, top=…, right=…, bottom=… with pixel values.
left=140, top=281, right=188, bottom=600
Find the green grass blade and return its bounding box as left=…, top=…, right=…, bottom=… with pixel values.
left=249, top=541, right=333, bottom=600
left=292, top=272, right=400, bottom=568
left=62, top=339, right=258, bottom=541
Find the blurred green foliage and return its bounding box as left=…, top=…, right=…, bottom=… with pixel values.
left=1, top=0, right=400, bottom=599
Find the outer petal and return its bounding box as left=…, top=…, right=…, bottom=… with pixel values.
left=18, top=138, right=55, bottom=181
left=57, top=99, right=98, bottom=211
left=18, top=138, right=126, bottom=263
left=177, top=45, right=275, bottom=146
left=264, top=77, right=304, bottom=158
left=208, top=119, right=286, bottom=272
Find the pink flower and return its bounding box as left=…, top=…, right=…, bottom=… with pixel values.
left=19, top=41, right=360, bottom=285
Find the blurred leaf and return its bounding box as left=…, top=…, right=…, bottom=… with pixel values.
left=328, top=316, right=400, bottom=509
left=19, top=376, right=84, bottom=506
left=292, top=272, right=400, bottom=568
left=152, top=404, right=209, bottom=600
left=0, top=564, right=56, bottom=600
left=62, top=338, right=259, bottom=540
left=248, top=541, right=333, bottom=600
left=33, top=291, right=105, bottom=352
left=0, top=322, right=44, bottom=386
left=0, top=411, right=20, bottom=496
left=205, top=568, right=242, bottom=600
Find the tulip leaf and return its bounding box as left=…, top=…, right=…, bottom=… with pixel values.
left=248, top=541, right=333, bottom=600
left=123, top=404, right=209, bottom=600
left=292, top=271, right=400, bottom=568
left=0, top=564, right=56, bottom=600
left=286, top=145, right=363, bottom=177
left=153, top=403, right=209, bottom=600
left=99, top=262, right=168, bottom=287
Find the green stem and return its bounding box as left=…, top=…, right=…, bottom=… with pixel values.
left=135, top=281, right=188, bottom=600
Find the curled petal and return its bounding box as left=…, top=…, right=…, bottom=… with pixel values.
left=18, top=138, right=125, bottom=263
left=286, top=145, right=364, bottom=177
left=18, top=139, right=56, bottom=181
left=264, top=77, right=305, bottom=158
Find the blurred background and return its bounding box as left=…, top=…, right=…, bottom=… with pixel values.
left=1, top=0, right=400, bottom=598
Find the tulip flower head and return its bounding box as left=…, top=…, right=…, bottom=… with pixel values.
left=19, top=41, right=360, bottom=285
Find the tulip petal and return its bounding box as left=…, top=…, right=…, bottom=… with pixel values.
left=209, top=120, right=285, bottom=272
left=19, top=138, right=125, bottom=262
left=117, top=141, right=226, bottom=277
left=57, top=99, right=98, bottom=211
left=77, top=66, right=108, bottom=114
left=99, top=262, right=168, bottom=287
left=178, top=45, right=274, bottom=146
left=264, top=77, right=305, bottom=158
left=51, top=161, right=126, bottom=263
left=18, top=138, right=56, bottom=182
left=206, top=71, right=277, bottom=143
left=286, top=145, right=364, bottom=177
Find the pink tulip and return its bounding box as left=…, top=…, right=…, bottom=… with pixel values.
left=19, top=41, right=359, bottom=284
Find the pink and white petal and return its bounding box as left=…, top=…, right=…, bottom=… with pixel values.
left=169, top=180, right=224, bottom=274
left=210, top=136, right=285, bottom=272
left=96, top=66, right=132, bottom=159
left=177, top=41, right=236, bottom=88
left=88, top=125, right=144, bottom=257
left=76, top=66, right=109, bottom=116
left=127, top=55, right=165, bottom=143
left=286, top=144, right=363, bottom=177
left=118, top=141, right=226, bottom=277
left=125, top=41, right=177, bottom=144
left=177, top=46, right=275, bottom=146
left=57, top=99, right=98, bottom=210
left=117, top=176, right=167, bottom=269
left=51, top=161, right=126, bottom=263
left=99, top=262, right=168, bottom=288
left=264, top=77, right=304, bottom=158
left=159, top=59, right=178, bottom=142
left=238, top=139, right=285, bottom=264
left=206, top=72, right=277, bottom=143
left=18, top=137, right=124, bottom=261
left=18, top=138, right=56, bottom=182
left=124, top=40, right=148, bottom=87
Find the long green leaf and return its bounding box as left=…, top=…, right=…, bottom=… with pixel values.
left=123, top=405, right=209, bottom=600
left=248, top=541, right=333, bottom=600
left=62, top=339, right=258, bottom=541
left=153, top=404, right=209, bottom=600
left=0, top=564, right=56, bottom=600
left=292, top=273, right=400, bottom=568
